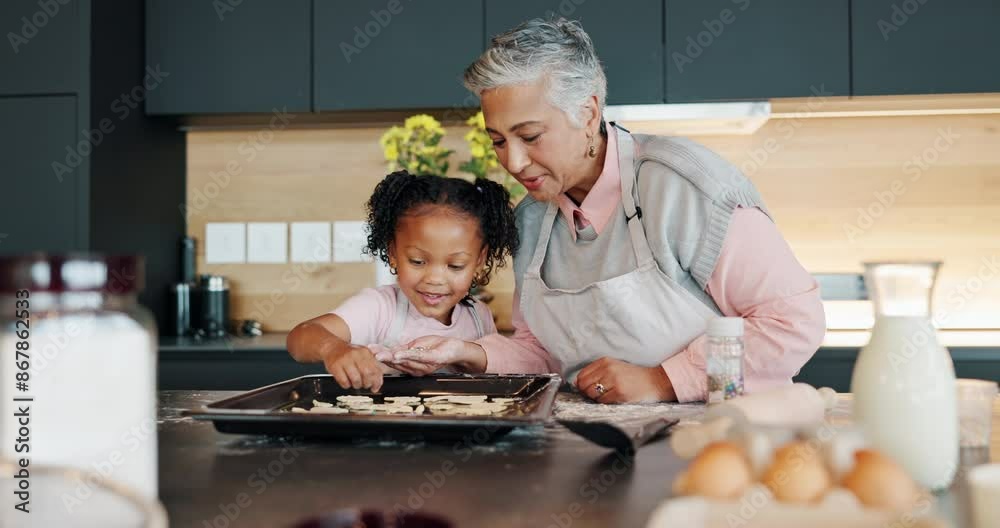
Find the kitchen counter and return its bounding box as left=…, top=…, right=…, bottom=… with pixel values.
left=158, top=390, right=695, bottom=528
left=157, top=391, right=994, bottom=527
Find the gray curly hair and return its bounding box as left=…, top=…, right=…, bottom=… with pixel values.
left=463, top=17, right=608, bottom=129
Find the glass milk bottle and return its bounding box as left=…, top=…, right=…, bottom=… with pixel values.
left=850, top=261, right=957, bottom=490
left=0, top=254, right=159, bottom=500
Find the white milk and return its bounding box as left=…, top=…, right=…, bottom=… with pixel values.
left=851, top=315, right=958, bottom=490
left=1, top=312, right=158, bottom=501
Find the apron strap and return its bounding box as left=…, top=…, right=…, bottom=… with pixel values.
left=467, top=299, right=486, bottom=339
left=526, top=202, right=560, bottom=276
left=613, top=123, right=656, bottom=266
left=382, top=286, right=410, bottom=347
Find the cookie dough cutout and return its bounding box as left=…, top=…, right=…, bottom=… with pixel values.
left=384, top=396, right=422, bottom=404
left=424, top=395, right=489, bottom=404
left=312, top=399, right=335, bottom=408
left=311, top=406, right=349, bottom=415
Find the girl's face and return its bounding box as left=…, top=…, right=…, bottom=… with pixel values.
left=481, top=80, right=600, bottom=203
left=388, top=206, right=487, bottom=325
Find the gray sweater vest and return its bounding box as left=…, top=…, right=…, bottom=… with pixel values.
left=512, top=131, right=770, bottom=315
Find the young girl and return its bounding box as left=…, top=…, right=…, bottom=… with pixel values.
left=287, top=170, right=518, bottom=392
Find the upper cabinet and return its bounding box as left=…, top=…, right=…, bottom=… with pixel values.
left=313, top=0, right=483, bottom=111
left=664, top=0, right=850, bottom=102
left=485, top=0, right=665, bottom=105
left=0, top=0, right=81, bottom=96
left=0, top=97, right=83, bottom=253
left=145, top=0, right=311, bottom=114
left=141, top=1, right=999, bottom=115
left=852, top=0, right=1000, bottom=96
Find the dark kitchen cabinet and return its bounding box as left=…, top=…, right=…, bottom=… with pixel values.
left=0, top=0, right=83, bottom=96
left=664, top=0, right=850, bottom=102
left=313, top=0, right=483, bottom=110
left=485, top=0, right=664, bottom=105
left=0, top=97, right=83, bottom=254
left=852, top=0, right=1000, bottom=96
left=145, top=0, right=311, bottom=114
left=0, top=1, right=185, bottom=331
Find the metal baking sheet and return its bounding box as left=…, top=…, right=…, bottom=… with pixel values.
left=184, top=374, right=561, bottom=442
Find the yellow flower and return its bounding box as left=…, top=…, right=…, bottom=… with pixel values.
left=384, top=144, right=399, bottom=161
left=405, top=114, right=441, bottom=132
left=470, top=144, right=486, bottom=158
left=406, top=160, right=419, bottom=172
left=466, top=111, right=486, bottom=130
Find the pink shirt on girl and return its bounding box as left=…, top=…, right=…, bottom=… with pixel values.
left=332, top=285, right=498, bottom=346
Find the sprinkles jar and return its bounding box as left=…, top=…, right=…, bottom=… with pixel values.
left=706, top=317, right=745, bottom=404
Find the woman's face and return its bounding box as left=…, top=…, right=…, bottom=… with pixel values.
left=482, top=81, right=598, bottom=203
left=388, top=206, right=486, bottom=325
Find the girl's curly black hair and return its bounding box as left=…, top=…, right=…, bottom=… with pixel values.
left=364, top=170, right=519, bottom=288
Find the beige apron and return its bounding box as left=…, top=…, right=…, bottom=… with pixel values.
left=520, top=126, right=719, bottom=384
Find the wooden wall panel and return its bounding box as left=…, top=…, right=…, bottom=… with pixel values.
left=188, top=108, right=1000, bottom=332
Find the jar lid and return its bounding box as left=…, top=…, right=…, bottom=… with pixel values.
left=0, top=253, right=144, bottom=294
left=707, top=317, right=743, bottom=337
left=199, top=274, right=229, bottom=291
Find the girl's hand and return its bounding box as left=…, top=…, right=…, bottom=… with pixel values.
left=322, top=345, right=384, bottom=392
left=375, top=336, right=485, bottom=376
left=574, top=357, right=676, bottom=404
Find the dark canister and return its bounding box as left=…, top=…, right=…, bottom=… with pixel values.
left=196, top=274, right=229, bottom=338
left=170, top=282, right=192, bottom=336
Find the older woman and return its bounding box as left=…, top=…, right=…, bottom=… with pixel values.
left=396, top=18, right=825, bottom=404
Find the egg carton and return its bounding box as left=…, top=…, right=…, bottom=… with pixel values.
left=661, top=422, right=949, bottom=527
left=646, top=492, right=948, bottom=528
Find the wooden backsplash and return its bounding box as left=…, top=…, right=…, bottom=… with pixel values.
left=187, top=101, right=1000, bottom=332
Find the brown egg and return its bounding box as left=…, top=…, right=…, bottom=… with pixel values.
left=762, top=440, right=832, bottom=503
left=678, top=441, right=753, bottom=500
left=841, top=449, right=923, bottom=511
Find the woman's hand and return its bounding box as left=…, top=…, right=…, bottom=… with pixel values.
left=322, top=345, right=385, bottom=392
left=374, top=336, right=487, bottom=376
left=575, top=357, right=676, bottom=403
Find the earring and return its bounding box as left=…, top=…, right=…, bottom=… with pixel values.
left=587, top=135, right=597, bottom=158
left=388, top=263, right=397, bottom=275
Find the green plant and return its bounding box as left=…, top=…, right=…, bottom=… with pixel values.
left=379, top=114, right=453, bottom=176
left=378, top=111, right=526, bottom=201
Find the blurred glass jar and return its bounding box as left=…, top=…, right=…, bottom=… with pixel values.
left=0, top=254, right=158, bottom=500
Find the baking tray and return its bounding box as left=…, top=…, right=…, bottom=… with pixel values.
left=184, top=373, right=561, bottom=442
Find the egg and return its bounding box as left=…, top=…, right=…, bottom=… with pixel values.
left=762, top=440, right=832, bottom=503
left=841, top=449, right=923, bottom=511
left=675, top=441, right=753, bottom=500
